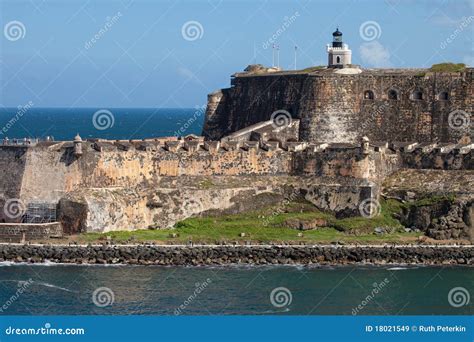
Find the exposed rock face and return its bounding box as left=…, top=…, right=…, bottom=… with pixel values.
left=58, top=196, right=88, bottom=234
left=55, top=176, right=376, bottom=232
left=203, top=68, right=473, bottom=143
left=426, top=200, right=473, bottom=241
left=383, top=169, right=474, bottom=242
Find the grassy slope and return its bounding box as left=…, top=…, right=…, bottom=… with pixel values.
left=75, top=199, right=423, bottom=244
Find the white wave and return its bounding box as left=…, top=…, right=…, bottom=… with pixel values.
left=261, top=307, right=291, bottom=314
left=33, top=281, right=76, bottom=293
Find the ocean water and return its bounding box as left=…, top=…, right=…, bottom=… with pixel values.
left=0, top=264, right=472, bottom=315
left=0, top=107, right=204, bottom=141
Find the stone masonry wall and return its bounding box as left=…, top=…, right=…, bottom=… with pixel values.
left=203, top=68, right=473, bottom=143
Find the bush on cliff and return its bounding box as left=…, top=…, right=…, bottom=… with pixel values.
left=429, top=63, right=466, bottom=72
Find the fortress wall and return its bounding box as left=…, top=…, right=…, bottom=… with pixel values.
left=0, top=141, right=471, bottom=233
left=6, top=140, right=472, bottom=209
left=203, top=69, right=473, bottom=143
left=203, top=75, right=307, bottom=140
left=400, top=149, right=473, bottom=170
left=292, top=146, right=401, bottom=182
left=355, top=72, right=473, bottom=142
left=0, top=147, right=28, bottom=222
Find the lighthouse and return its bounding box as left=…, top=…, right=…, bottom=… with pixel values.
left=327, top=28, right=352, bottom=68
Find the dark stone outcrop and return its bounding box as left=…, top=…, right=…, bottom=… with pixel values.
left=0, top=244, right=472, bottom=266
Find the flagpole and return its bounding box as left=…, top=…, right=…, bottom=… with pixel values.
left=272, top=44, right=275, bottom=67
left=294, top=45, right=297, bottom=70
left=276, top=45, right=280, bottom=68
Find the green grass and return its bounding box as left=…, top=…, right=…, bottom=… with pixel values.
left=429, top=63, right=466, bottom=72
left=410, top=194, right=455, bottom=207
left=75, top=199, right=422, bottom=245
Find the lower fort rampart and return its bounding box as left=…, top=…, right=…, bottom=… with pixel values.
left=0, top=135, right=472, bottom=237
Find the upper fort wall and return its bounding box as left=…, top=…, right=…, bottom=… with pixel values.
left=202, top=68, right=473, bottom=143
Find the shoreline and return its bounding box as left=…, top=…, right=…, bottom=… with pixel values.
left=0, top=243, right=472, bottom=266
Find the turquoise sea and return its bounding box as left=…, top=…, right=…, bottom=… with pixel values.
left=0, top=108, right=203, bottom=141
left=0, top=264, right=472, bottom=315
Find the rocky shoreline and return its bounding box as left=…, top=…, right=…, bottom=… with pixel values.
left=0, top=244, right=473, bottom=266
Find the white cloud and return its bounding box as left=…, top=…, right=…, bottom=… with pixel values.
left=359, top=41, right=392, bottom=67
left=177, top=67, right=195, bottom=79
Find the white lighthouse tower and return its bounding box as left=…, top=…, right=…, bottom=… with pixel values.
left=327, top=28, right=352, bottom=68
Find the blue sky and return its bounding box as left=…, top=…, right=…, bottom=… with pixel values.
left=0, top=0, right=473, bottom=108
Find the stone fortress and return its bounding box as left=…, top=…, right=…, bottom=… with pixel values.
left=0, top=29, right=472, bottom=242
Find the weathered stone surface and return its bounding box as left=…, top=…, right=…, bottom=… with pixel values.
left=0, top=244, right=471, bottom=265
left=203, top=68, right=473, bottom=143
left=0, top=223, right=62, bottom=242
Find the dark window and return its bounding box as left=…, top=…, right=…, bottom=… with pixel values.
left=336, top=56, right=341, bottom=64
left=438, top=92, right=449, bottom=100
left=388, top=89, right=398, bottom=100
left=412, top=91, right=423, bottom=100
left=364, top=90, right=374, bottom=100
